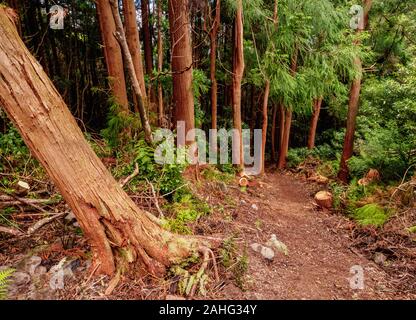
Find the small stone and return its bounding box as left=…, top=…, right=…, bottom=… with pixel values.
left=65, top=211, right=76, bottom=221
left=266, top=234, right=289, bottom=256
left=373, top=252, right=387, bottom=265
left=24, top=256, right=42, bottom=275
left=260, top=246, right=275, bottom=261
left=12, top=271, right=30, bottom=285
left=240, top=199, right=247, bottom=205
left=251, top=204, right=259, bottom=211
left=250, top=243, right=262, bottom=253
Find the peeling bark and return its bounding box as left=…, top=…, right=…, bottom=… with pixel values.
left=0, top=9, right=200, bottom=276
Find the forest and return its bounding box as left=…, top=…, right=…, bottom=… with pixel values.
left=0, top=0, right=415, bottom=301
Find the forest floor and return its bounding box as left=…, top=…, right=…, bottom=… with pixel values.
left=1, top=168, right=415, bottom=300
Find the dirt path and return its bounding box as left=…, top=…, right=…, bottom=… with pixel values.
left=216, top=172, right=412, bottom=300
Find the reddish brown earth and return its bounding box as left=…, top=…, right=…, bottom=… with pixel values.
left=1, top=171, right=414, bottom=300
left=213, top=172, right=414, bottom=300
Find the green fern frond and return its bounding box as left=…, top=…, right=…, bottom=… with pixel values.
left=0, top=268, right=15, bottom=300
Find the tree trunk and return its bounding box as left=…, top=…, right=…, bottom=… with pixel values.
left=168, top=0, right=195, bottom=145
left=157, top=0, right=165, bottom=127
left=96, top=0, right=129, bottom=110
left=260, top=80, right=270, bottom=175
left=122, top=0, right=147, bottom=102
left=210, top=0, right=220, bottom=131
left=110, top=0, right=153, bottom=144
left=278, top=103, right=285, bottom=153
left=277, top=109, right=292, bottom=169
left=141, top=0, right=153, bottom=76
left=307, top=97, right=323, bottom=150
left=277, top=47, right=298, bottom=169
left=338, top=0, right=372, bottom=182
left=0, top=9, right=200, bottom=276
left=271, top=104, right=277, bottom=162
left=232, top=0, right=245, bottom=169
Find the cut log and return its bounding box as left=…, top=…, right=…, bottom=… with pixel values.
left=314, top=191, right=333, bottom=209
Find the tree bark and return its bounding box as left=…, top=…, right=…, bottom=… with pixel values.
left=232, top=0, right=245, bottom=169
left=277, top=109, right=292, bottom=169
left=260, top=80, right=270, bottom=175
left=96, top=0, right=129, bottom=110
left=271, top=104, right=277, bottom=162
left=122, top=0, right=147, bottom=102
left=168, top=0, right=195, bottom=145
left=141, top=0, right=153, bottom=76
left=277, top=47, right=298, bottom=169
left=210, top=0, right=220, bottom=131
left=307, top=97, right=323, bottom=150
left=157, top=0, right=165, bottom=127
left=338, top=0, right=372, bottom=182
left=0, top=7, right=199, bottom=276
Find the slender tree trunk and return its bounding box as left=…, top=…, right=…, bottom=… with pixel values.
left=232, top=0, right=245, bottom=169
left=0, top=9, right=200, bottom=276
left=277, top=109, right=292, bottom=169
left=168, top=0, right=195, bottom=145
left=210, top=0, right=220, bottom=131
left=96, top=0, right=129, bottom=110
left=110, top=0, right=153, bottom=144
left=260, top=80, right=270, bottom=175
left=122, top=0, right=147, bottom=102
left=157, top=0, right=165, bottom=127
left=278, top=103, right=285, bottom=155
left=338, top=0, right=372, bottom=182
left=307, top=97, right=323, bottom=150
left=141, top=0, right=153, bottom=75
left=277, top=47, right=298, bottom=169
left=271, top=104, right=277, bottom=162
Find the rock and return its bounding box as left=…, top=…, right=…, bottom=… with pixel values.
left=12, top=272, right=30, bottom=285
left=373, top=252, right=387, bottom=265
left=250, top=243, right=275, bottom=261
left=250, top=243, right=262, bottom=252
left=251, top=204, right=259, bottom=211
left=314, top=191, right=333, bottom=209
left=260, top=246, right=275, bottom=261
left=23, top=256, right=42, bottom=275
left=240, top=199, right=247, bottom=205
left=65, top=211, right=76, bottom=221
left=266, top=234, right=289, bottom=256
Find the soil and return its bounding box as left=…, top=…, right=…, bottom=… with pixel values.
left=1, top=170, right=415, bottom=300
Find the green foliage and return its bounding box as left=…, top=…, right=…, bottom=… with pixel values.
left=163, top=193, right=211, bottom=235
left=220, top=237, right=249, bottom=290
left=202, top=166, right=234, bottom=184
left=0, top=126, right=29, bottom=172
left=0, top=268, right=15, bottom=300
left=353, top=204, right=389, bottom=227
left=101, top=98, right=143, bottom=149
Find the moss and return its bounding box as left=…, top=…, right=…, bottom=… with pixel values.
left=202, top=166, right=234, bottom=183
left=406, top=226, right=416, bottom=233
left=163, top=193, right=211, bottom=235
left=353, top=204, right=389, bottom=227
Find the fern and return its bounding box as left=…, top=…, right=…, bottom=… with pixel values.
left=0, top=268, right=15, bottom=300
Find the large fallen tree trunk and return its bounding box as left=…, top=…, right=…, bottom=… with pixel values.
left=0, top=8, right=201, bottom=276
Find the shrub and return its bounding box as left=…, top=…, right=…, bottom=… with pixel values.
left=353, top=204, right=389, bottom=227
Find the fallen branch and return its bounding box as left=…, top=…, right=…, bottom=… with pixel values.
left=27, top=212, right=67, bottom=235
left=119, top=163, right=139, bottom=188
left=0, top=225, right=23, bottom=236
left=145, top=178, right=164, bottom=218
